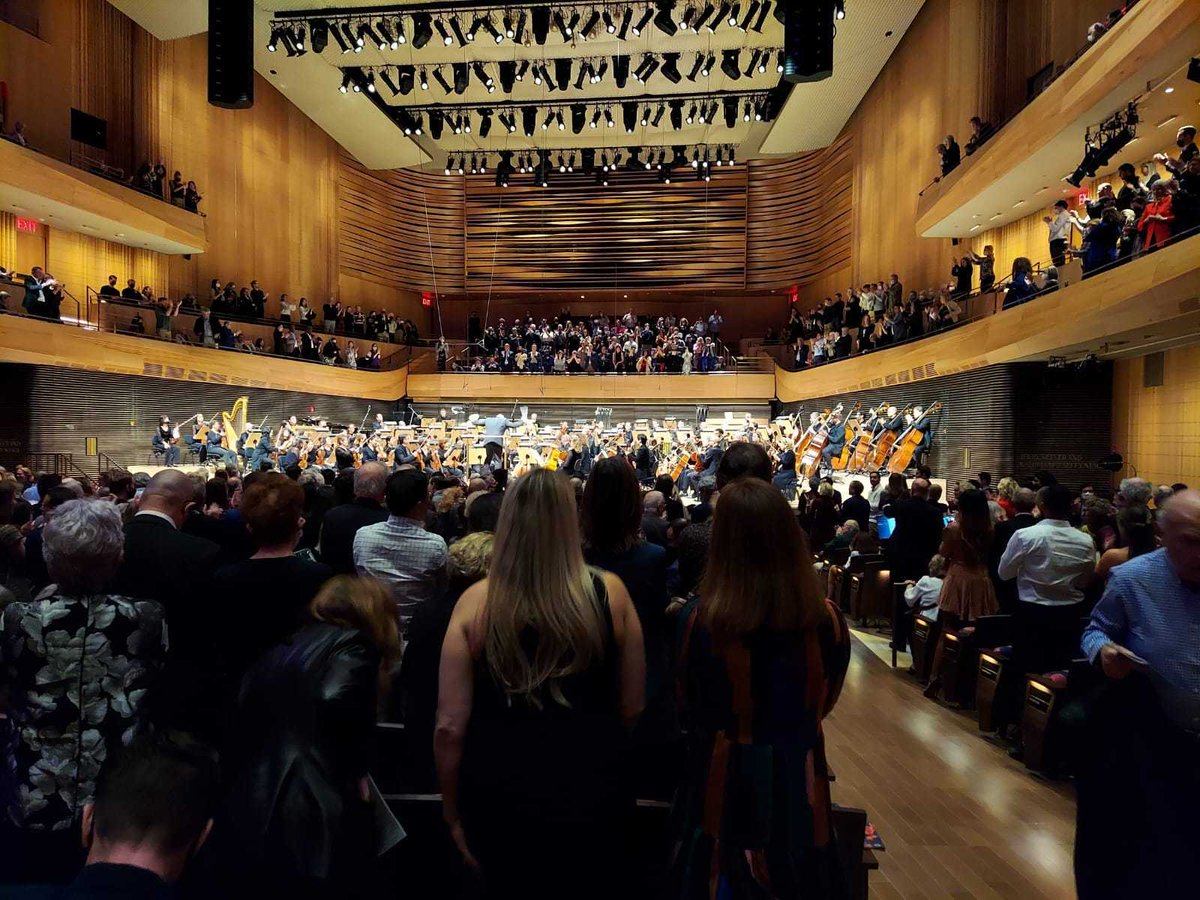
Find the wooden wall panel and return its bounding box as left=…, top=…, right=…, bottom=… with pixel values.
left=408, top=371, right=776, bottom=402
left=0, top=363, right=388, bottom=474
left=47, top=227, right=167, bottom=310
left=338, top=152, right=465, bottom=295
left=1112, top=349, right=1200, bottom=488
left=464, top=169, right=748, bottom=292
left=0, top=11, right=75, bottom=159
left=0, top=212, right=14, bottom=270
left=746, top=133, right=853, bottom=290
left=73, top=0, right=137, bottom=175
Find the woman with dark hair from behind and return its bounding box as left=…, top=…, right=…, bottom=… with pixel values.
left=582, top=457, right=675, bottom=793
left=216, top=575, right=402, bottom=896
left=669, top=478, right=850, bottom=898
left=1003, top=257, right=1037, bottom=309
left=1092, top=504, right=1157, bottom=584
left=436, top=469, right=645, bottom=899
left=924, top=489, right=997, bottom=699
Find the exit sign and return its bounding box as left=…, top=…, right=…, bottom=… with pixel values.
left=421, top=292, right=434, bottom=308
left=15, top=217, right=38, bottom=233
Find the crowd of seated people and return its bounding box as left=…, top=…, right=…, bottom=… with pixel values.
left=456, top=310, right=727, bottom=374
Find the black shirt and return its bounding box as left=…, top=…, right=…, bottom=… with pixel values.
left=210, top=555, right=333, bottom=684
left=99, top=284, right=120, bottom=297
left=121, top=287, right=142, bottom=301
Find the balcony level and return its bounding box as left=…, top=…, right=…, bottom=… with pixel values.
left=0, top=139, right=208, bottom=255
left=914, top=0, right=1200, bottom=238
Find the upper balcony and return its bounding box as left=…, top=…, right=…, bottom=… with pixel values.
left=775, top=233, right=1200, bottom=403
left=914, top=0, right=1200, bottom=238
left=0, top=139, right=208, bottom=255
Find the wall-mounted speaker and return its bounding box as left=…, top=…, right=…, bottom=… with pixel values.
left=208, top=0, right=255, bottom=109
left=782, top=0, right=835, bottom=84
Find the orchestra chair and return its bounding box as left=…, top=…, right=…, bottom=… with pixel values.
left=908, top=614, right=940, bottom=681
left=147, top=448, right=166, bottom=466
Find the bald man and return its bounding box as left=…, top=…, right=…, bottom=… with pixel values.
left=1076, top=490, right=1200, bottom=898
left=641, top=490, right=669, bottom=548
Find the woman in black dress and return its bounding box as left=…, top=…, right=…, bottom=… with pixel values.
left=436, top=468, right=645, bottom=899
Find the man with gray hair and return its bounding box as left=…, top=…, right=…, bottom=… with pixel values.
left=1076, top=490, right=1200, bottom=897
left=1117, top=477, right=1153, bottom=508
left=318, top=461, right=389, bottom=574
left=641, top=490, right=669, bottom=548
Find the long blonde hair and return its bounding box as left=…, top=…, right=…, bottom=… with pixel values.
left=484, top=468, right=606, bottom=707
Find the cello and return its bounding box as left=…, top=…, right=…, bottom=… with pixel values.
left=797, top=404, right=843, bottom=481
left=830, top=401, right=862, bottom=471
left=868, top=405, right=913, bottom=470
left=885, top=402, right=943, bottom=473
left=849, top=402, right=890, bottom=471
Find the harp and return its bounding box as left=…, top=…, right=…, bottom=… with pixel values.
left=220, top=396, right=249, bottom=449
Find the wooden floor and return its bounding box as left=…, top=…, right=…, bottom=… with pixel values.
left=828, top=636, right=1077, bottom=900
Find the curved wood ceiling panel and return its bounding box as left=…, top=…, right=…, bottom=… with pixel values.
left=463, top=166, right=748, bottom=291
left=745, top=133, right=853, bottom=288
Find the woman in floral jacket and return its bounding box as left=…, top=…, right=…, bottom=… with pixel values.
left=0, top=499, right=166, bottom=884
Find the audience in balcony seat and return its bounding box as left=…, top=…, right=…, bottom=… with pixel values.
left=938, top=135, right=961, bottom=176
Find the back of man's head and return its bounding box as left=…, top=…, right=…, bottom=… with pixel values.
left=643, top=491, right=666, bottom=515
left=36, top=472, right=63, bottom=499
left=353, top=462, right=388, bottom=502
left=466, top=491, right=503, bottom=534
left=386, top=468, right=430, bottom=518
left=1037, top=484, right=1074, bottom=520
left=1012, top=487, right=1037, bottom=514
left=848, top=480, right=864, bottom=497
left=86, top=737, right=217, bottom=880
left=715, top=441, right=772, bottom=490
left=139, top=470, right=198, bottom=524
left=911, top=478, right=930, bottom=499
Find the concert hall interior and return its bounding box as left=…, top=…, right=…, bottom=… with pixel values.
left=2, top=1, right=1199, bottom=898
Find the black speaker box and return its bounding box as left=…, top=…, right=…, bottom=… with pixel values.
left=782, top=0, right=835, bottom=84
left=208, top=0, right=255, bottom=109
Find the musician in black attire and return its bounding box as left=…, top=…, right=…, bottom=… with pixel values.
left=819, top=413, right=847, bottom=468
left=151, top=416, right=181, bottom=466
left=772, top=444, right=797, bottom=499
left=633, top=435, right=655, bottom=485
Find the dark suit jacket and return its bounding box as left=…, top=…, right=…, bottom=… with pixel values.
left=841, top=495, right=871, bottom=532
left=6, top=863, right=172, bottom=899
left=113, top=515, right=220, bottom=633
left=318, top=497, right=388, bottom=574
left=641, top=513, right=670, bottom=548
left=883, top=497, right=944, bottom=581
left=989, top=512, right=1037, bottom=612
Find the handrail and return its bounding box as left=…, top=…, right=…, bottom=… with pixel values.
left=777, top=223, right=1200, bottom=372
left=0, top=273, right=85, bottom=327
left=917, top=2, right=1138, bottom=197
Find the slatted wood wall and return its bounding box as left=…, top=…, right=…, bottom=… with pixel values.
left=0, top=363, right=392, bottom=472
left=338, top=151, right=465, bottom=294
left=777, top=362, right=1113, bottom=492
left=463, top=168, right=749, bottom=292
left=745, top=133, right=854, bottom=290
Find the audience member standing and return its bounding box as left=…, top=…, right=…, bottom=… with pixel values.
left=989, top=487, right=1038, bottom=614
left=218, top=576, right=401, bottom=897
left=1044, top=199, right=1072, bottom=266
left=670, top=479, right=850, bottom=897
left=884, top=477, right=944, bottom=583
left=436, top=469, right=645, bottom=900
left=841, top=479, right=871, bottom=532
left=353, top=468, right=448, bottom=627
left=318, top=462, right=388, bottom=574
left=0, top=501, right=166, bottom=884
left=924, top=490, right=997, bottom=699
left=1075, top=490, right=1200, bottom=899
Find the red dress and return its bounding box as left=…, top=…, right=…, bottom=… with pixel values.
left=1137, top=195, right=1174, bottom=249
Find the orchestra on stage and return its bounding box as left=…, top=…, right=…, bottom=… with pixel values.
left=149, top=398, right=943, bottom=492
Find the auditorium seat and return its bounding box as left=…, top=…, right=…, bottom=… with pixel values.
left=1020, top=658, right=1095, bottom=777
left=848, top=559, right=890, bottom=626
left=909, top=614, right=940, bottom=682
left=941, top=615, right=1012, bottom=710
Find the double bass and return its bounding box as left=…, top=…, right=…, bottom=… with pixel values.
left=829, top=401, right=862, bottom=471
left=797, top=404, right=843, bottom=481
left=885, top=402, right=943, bottom=473
left=848, top=402, right=890, bottom=471
left=868, top=405, right=913, bottom=470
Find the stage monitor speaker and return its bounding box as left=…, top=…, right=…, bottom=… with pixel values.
left=1187, top=56, right=1199, bottom=84
left=782, top=0, right=835, bottom=84
left=208, top=0, right=255, bottom=109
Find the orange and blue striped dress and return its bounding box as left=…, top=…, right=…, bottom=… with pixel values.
left=669, top=599, right=851, bottom=899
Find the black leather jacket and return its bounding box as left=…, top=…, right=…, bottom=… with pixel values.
left=221, top=622, right=380, bottom=880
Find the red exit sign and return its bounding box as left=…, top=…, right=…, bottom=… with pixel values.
left=15, top=217, right=39, bottom=233
left=421, top=291, right=434, bottom=308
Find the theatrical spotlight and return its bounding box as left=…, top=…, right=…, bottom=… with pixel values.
left=472, top=62, right=494, bottom=89
left=641, top=105, right=651, bottom=126
left=479, top=109, right=493, bottom=137
left=687, top=53, right=705, bottom=81
left=702, top=53, right=715, bottom=76
left=514, top=11, right=527, bottom=42
left=581, top=10, right=601, bottom=38
left=623, top=102, right=638, bottom=132
left=532, top=6, right=551, bottom=44
left=495, top=152, right=514, bottom=187
left=379, top=68, right=400, bottom=95
left=554, top=58, right=572, bottom=91
left=639, top=57, right=661, bottom=83
left=694, top=2, right=716, bottom=30
left=653, top=1, right=678, bottom=35
left=553, top=10, right=570, bottom=40
left=330, top=21, right=351, bottom=52
left=752, top=0, right=772, bottom=32
left=632, top=7, right=654, bottom=35
left=499, top=61, right=516, bottom=93
left=449, top=16, right=469, bottom=46
left=738, top=0, right=759, bottom=30
left=721, top=50, right=741, bottom=80
left=723, top=96, right=738, bottom=128
left=572, top=103, right=587, bottom=133
left=411, top=13, right=433, bottom=49
left=433, top=67, right=453, bottom=94
left=661, top=54, right=682, bottom=84
left=713, top=2, right=731, bottom=30
left=453, top=62, right=469, bottom=94
left=651, top=104, right=666, bottom=126
left=429, top=109, right=444, bottom=139
left=669, top=100, right=683, bottom=130
left=434, top=18, right=452, bottom=45
left=575, top=63, right=589, bottom=90
left=613, top=55, right=630, bottom=88
left=618, top=8, right=633, bottom=38
left=309, top=19, right=329, bottom=53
